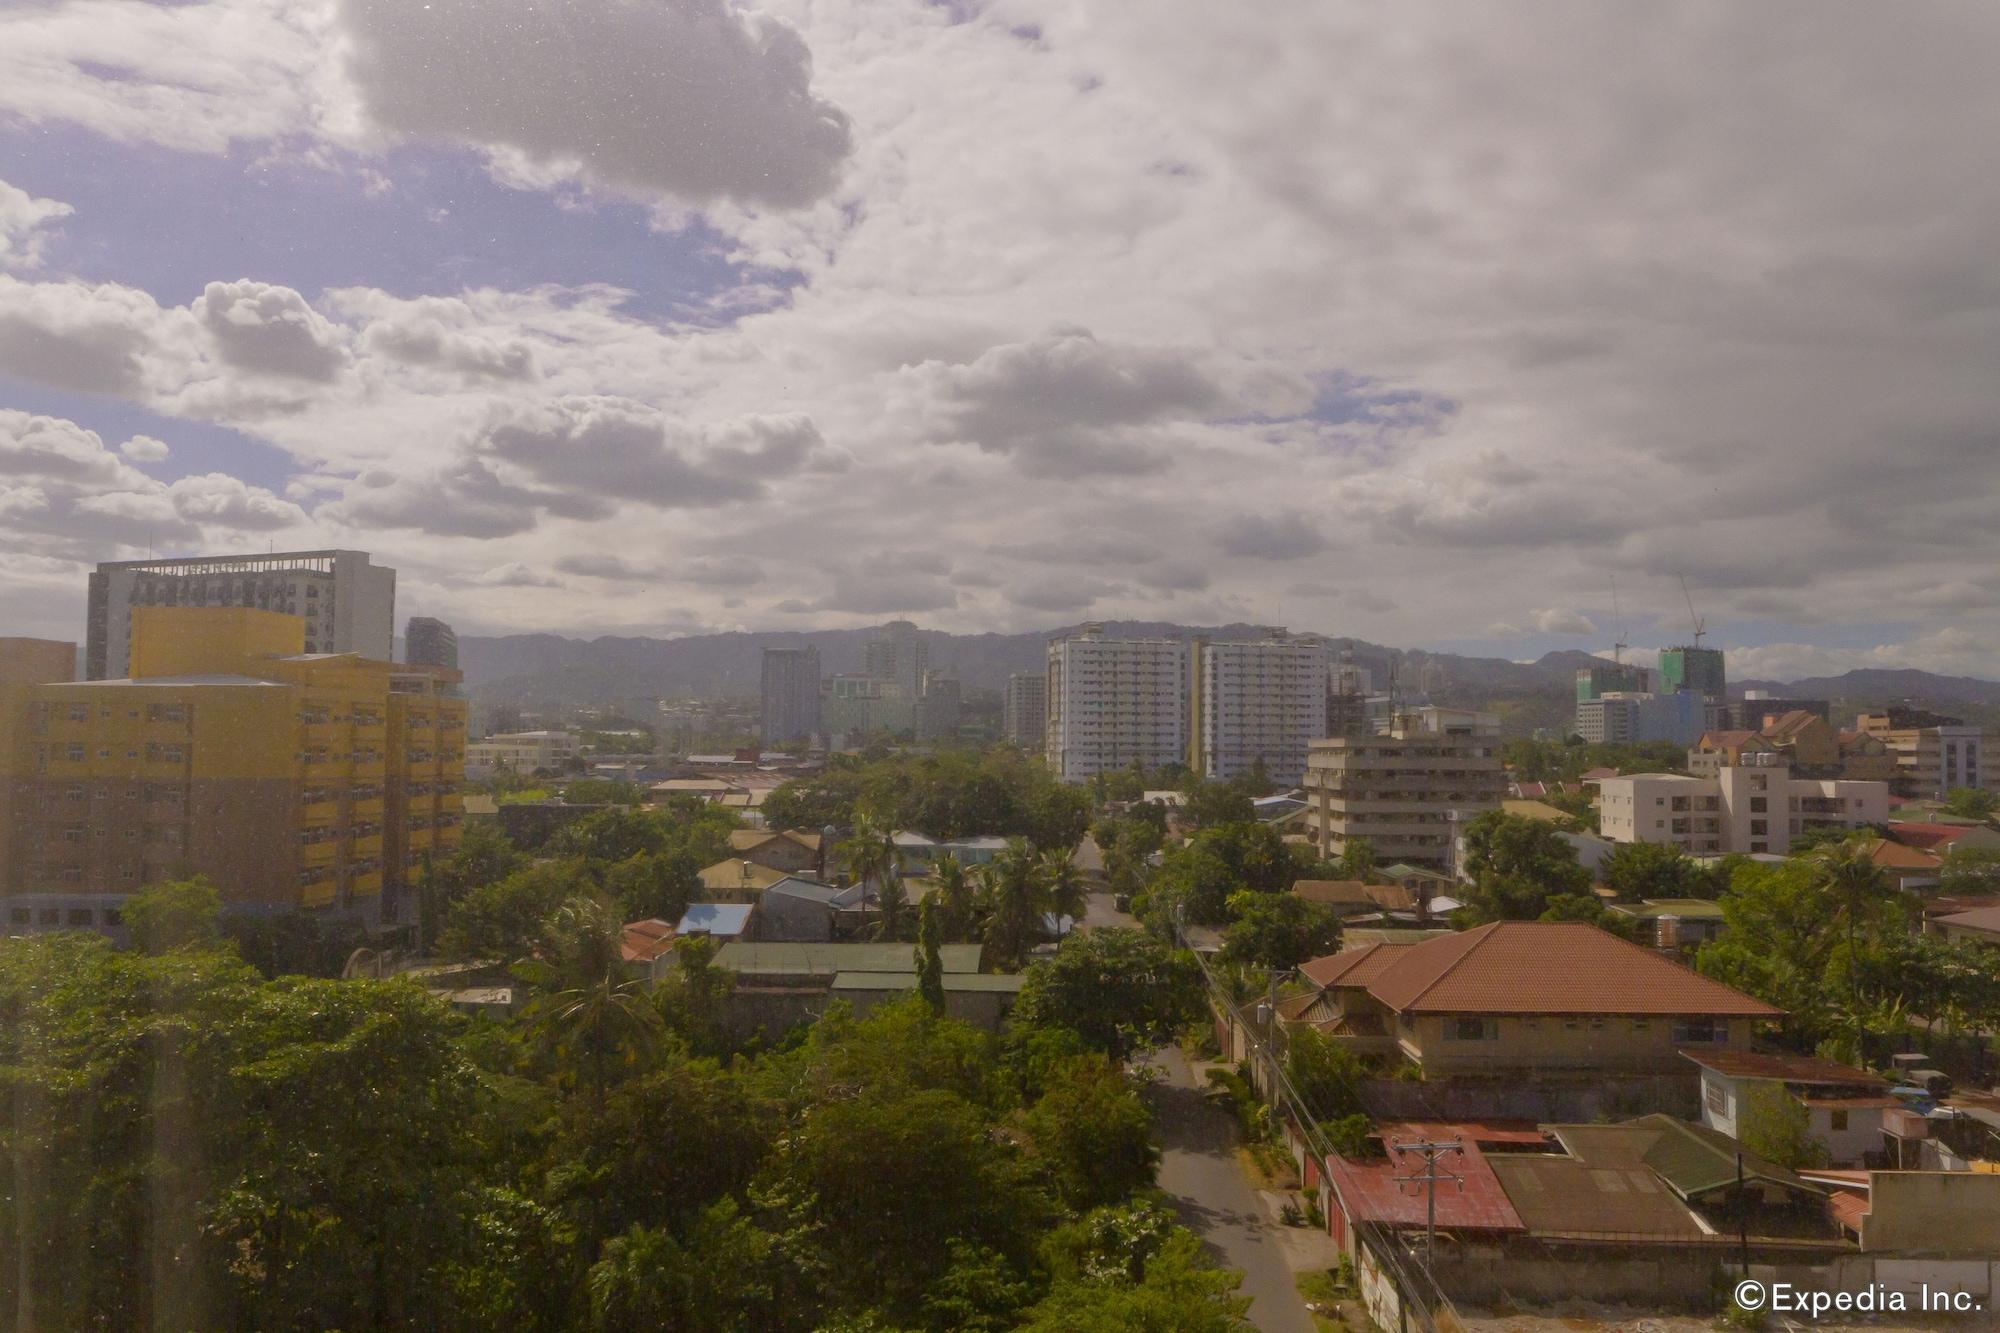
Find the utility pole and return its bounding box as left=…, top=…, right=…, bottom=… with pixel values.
left=1392, top=1137, right=1464, bottom=1271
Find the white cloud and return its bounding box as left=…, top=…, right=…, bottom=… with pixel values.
left=0, top=177, right=71, bottom=268
left=1532, top=608, right=1599, bottom=636
left=119, top=434, right=170, bottom=463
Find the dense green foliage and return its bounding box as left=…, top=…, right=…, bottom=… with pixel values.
left=1458, top=810, right=1592, bottom=921
left=3, top=894, right=1241, bottom=1330
left=764, top=747, right=1089, bottom=846
left=1219, top=890, right=1343, bottom=970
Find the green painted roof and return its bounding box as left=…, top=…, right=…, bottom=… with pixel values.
left=713, top=942, right=983, bottom=975
left=830, top=971, right=1026, bottom=993
left=1630, top=1114, right=1813, bottom=1199
left=1613, top=898, right=1728, bottom=919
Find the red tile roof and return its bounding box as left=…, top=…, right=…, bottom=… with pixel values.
left=1354, top=922, right=1781, bottom=1017
left=1299, top=942, right=1411, bottom=990
left=1860, top=837, right=1942, bottom=870
left=620, top=918, right=677, bottom=963
left=1682, top=1049, right=1886, bottom=1087
left=1888, top=821, right=1986, bottom=851
left=1323, top=1128, right=1525, bottom=1234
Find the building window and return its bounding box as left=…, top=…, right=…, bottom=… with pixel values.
left=66, top=908, right=94, bottom=926
left=1749, top=797, right=1767, bottom=813
left=1829, top=1109, right=1849, bottom=1132
left=1706, top=1081, right=1727, bottom=1115
left=7, top=907, right=28, bottom=925
left=1673, top=1018, right=1728, bottom=1044
left=1449, top=1017, right=1497, bottom=1041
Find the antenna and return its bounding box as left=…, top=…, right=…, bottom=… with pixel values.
left=1610, top=575, right=1627, bottom=666
left=1678, top=572, right=1707, bottom=649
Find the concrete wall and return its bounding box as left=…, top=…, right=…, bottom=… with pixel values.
left=1359, top=1073, right=1700, bottom=1123
left=1863, top=1173, right=2000, bottom=1252
left=1405, top=1012, right=1757, bottom=1077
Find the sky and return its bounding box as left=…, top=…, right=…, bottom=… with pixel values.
left=2, top=1, right=1999, bottom=682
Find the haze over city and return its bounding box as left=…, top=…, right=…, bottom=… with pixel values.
left=4, top=3, right=2000, bottom=682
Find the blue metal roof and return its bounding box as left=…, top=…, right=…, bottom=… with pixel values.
left=675, top=903, right=754, bottom=937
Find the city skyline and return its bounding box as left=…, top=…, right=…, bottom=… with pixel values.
left=3, top=4, right=2000, bottom=685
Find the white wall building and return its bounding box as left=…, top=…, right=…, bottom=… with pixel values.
left=87, top=549, right=395, bottom=680
left=1045, top=625, right=1191, bottom=784
left=465, top=730, right=580, bottom=777
left=1197, top=632, right=1329, bottom=787
left=1598, top=768, right=1890, bottom=856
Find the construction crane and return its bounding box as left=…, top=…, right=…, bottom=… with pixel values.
left=1678, top=571, right=1707, bottom=649
left=1610, top=575, right=1627, bottom=666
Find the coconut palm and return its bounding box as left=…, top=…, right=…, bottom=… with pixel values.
left=525, top=894, right=663, bottom=1109
left=931, top=852, right=975, bottom=942
left=840, top=815, right=904, bottom=939
left=1039, top=845, right=1086, bottom=942
left=981, top=838, right=1047, bottom=971
left=1812, top=838, right=1896, bottom=1052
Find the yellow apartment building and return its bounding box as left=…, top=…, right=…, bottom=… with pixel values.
left=0, top=607, right=464, bottom=937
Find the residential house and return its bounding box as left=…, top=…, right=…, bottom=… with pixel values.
left=726, top=827, right=824, bottom=877
left=889, top=831, right=1011, bottom=870
left=1290, top=878, right=1417, bottom=920
left=675, top=903, right=754, bottom=942
left=1606, top=898, right=1727, bottom=951
left=1887, top=821, right=2000, bottom=856
left=1294, top=922, right=1779, bottom=1078
left=1540, top=1116, right=1831, bottom=1236
left=1857, top=836, right=1943, bottom=893
left=1685, top=1049, right=1897, bottom=1166
left=696, top=858, right=794, bottom=901
left=757, top=876, right=846, bottom=942
left=1934, top=906, right=2000, bottom=949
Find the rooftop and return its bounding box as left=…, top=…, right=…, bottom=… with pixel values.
left=1936, top=906, right=2000, bottom=937
left=1322, top=1127, right=1525, bottom=1234
left=1682, top=1049, right=1887, bottom=1087
left=713, top=941, right=983, bottom=976
left=1488, top=1153, right=1706, bottom=1240
left=1304, top=922, right=1781, bottom=1017
left=830, top=971, right=1026, bottom=993
left=676, top=904, right=754, bottom=937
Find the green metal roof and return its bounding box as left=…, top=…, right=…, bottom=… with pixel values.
left=1613, top=898, right=1728, bottom=919
left=1630, top=1114, right=1814, bottom=1200
left=713, top=942, right=983, bottom=975
left=830, top=971, right=1026, bottom=993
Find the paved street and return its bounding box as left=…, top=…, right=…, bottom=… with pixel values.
left=1142, top=1046, right=1318, bottom=1333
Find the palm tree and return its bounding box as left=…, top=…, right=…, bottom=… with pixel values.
left=526, top=894, right=663, bottom=1109
left=932, top=853, right=975, bottom=942
left=1812, top=839, right=1895, bottom=1053
left=981, top=838, right=1047, bottom=971
left=840, top=815, right=903, bottom=940
left=1039, top=845, right=1086, bottom=942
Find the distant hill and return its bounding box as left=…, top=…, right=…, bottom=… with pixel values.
left=455, top=623, right=1998, bottom=736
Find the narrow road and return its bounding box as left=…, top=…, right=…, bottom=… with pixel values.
left=1142, top=1046, right=1318, bottom=1333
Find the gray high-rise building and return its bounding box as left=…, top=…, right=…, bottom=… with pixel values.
left=405, top=616, right=458, bottom=670
left=1003, top=672, right=1047, bottom=748
left=863, top=620, right=928, bottom=695
left=86, top=549, right=395, bottom=680
left=761, top=646, right=822, bottom=745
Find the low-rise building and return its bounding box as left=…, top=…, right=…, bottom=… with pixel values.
left=465, top=730, right=577, bottom=776
left=1598, top=769, right=1890, bottom=856
left=1855, top=708, right=1987, bottom=800
left=1295, top=921, right=1779, bottom=1078
left=1686, top=1049, right=1898, bottom=1166
left=726, top=827, right=824, bottom=877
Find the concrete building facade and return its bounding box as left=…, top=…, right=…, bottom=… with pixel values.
left=1598, top=768, right=1890, bottom=856
left=759, top=646, right=822, bottom=745
left=0, top=607, right=463, bottom=936
left=1197, top=632, right=1329, bottom=787
left=863, top=620, right=928, bottom=695
left=87, top=549, right=395, bottom=680
left=404, top=616, right=458, bottom=670
left=1002, top=671, right=1047, bottom=748
left=1657, top=645, right=1726, bottom=700
left=1303, top=707, right=1505, bottom=872
left=464, top=730, right=578, bottom=775
left=1045, top=625, right=1192, bottom=784
left=1574, top=690, right=1705, bottom=746
left=1855, top=708, right=1986, bottom=799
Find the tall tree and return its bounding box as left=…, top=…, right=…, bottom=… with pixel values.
left=1040, top=846, right=1087, bottom=940
left=917, top=894, right=946, bottom=1015
left=932, top=852, right=976, bottom=942
left=1812, top=839, right=1901, bottom=1050
left=1011, top=929, right=1203, bottom=1062
left=841, top=815, right=904, bottom=940
left=982, top=838, right=1048, bottom=971
left=525, top=895, right=664, bottom=1109
left=1460, top=810, right=1591, bottom=920
left=1339, top=836, right=1377, bottom=883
